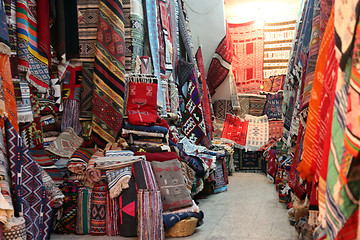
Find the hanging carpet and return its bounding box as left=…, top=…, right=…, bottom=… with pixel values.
left=221, top=113, right=248, bottom=146
left=245, top=114, right=269, bottom=151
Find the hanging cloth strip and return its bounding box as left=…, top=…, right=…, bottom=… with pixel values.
left=91, top=0, right=126, bottom=148
left=16, top=0, right=50, bottom=92
left=6, top=119, right=53, bottom=240
left=130, top=0, right=145, bottom=71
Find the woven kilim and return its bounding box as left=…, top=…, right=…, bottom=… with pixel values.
left=76, top=187, right=92, bottom=235
left=221, top=114, right=248, bottom=146
left=239, top=150, right=262, bottom=171
left=0, top=54, right=18, bottom=133
left=16, top=0, right=50, bottom=92
left=263, top=21, right=296, bottom=78
left=261, top=75, right=285, bottom=92
left=5, top=119, right=52, bottom=240
left=207, top=33, right=233, bottom=95
left=123, top=0, right=132, bottom=73
left=229, top=21, right=264, bottom=94
left=80, top=62, right=94, bottom=118
left=213, top=99, right=237, bottom=120
left=137, top=189, right=164, bottom=240
left=53, top=181, right=79, bottom=234
left=119, top=178, right=137, bottom=237
left=130, top=0, right=144, bottom=71
left=248, top=94, right=267, bottom=116
left=92, top=0, right=126, bottom=148
left=245, top=114, right=269, bottom=151
left=268, top=120, right=284, bottom=140
left=91, top=183, right=108, bottom=235
left=261, top=91, right=284, bottom=120
left=237, top=94, right=250, bottom=118
left=106, top=193, right=120, bottom=236
left=181, top=70, right=206, bottom=145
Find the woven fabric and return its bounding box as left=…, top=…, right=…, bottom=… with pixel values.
left=54, top=181, right=79, bottom=234
left=261, top=75, right=286, bottom=92
left=214, top=158, right=226, bottom=190
left=299, top=9, right=335, bottom=181
left=245, top=114, right=269, bottom=151
left=0, top=0, right=10, bottom=52
left=261, top=91, right=284, bottom=120
left=86, top=151, right=104, bottom=184
left=68, top=147, right=95, bottom=174
left=105, top=193, right=120, bottom=236
left=16, top=0, right=50, bottom=92
left=76, top=187, right=92, bottom=235
left=263, top=21, right=296, bottom=78
left=4, top=0, right=15, bottom=52
left=15, top=77, right=33, bottom=123
left=239, top=150, right=262, bottom=171
left=0, top=126, right=13, bottom=224
left=126, top=74, right=159, bottom=126
left=248, top=95, right=267, bottom=116
left=266, top=149, right=278, bottom=178
left=151, top=159, right=192, bottom=211
left=213, top=99, right=237, bottom=120
left=77, top=0, right=99, bottom=61
left=80, top=62, right=94, bottom=118
left=90, top=183, right=108, bottom=235
left=119, top=178, right=137, bottom=237
left=130, top=0, right=144, bottom=71
left=106, top=166, right=132, bottom=199
left=0, top=54, right=18, bottom=132
left=268, top=120, right=284, bottom=140
left=229, top=21, right=264, bottom=94
left=344, top=19, right=360, bottom=157
left=123, top=0, right=131, bottom=73
left=6, top=119, right=52, bottom=240
left=134, top=151, right=180, bottom=162
left=237, top=94, right=250, bottom=118
left=132, top=160, right=159, bottom=190
left=207, top=32, right=233, bottom=95
left=221, top=114, right=248, bottom=146
left=29, top=149, right=63, bottom=184
left=45, top=127, right=83, bottom=158
left=92, top=0, right=126, bottom=147
left=137, top=189, right=164, bottom=240
left=196, top=47, right=214, bottom=138
left=38, top=166, right=64, bottom=208
left=181, top=69, right=206, bottom=145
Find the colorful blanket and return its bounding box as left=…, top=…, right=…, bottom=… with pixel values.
left=213, top=99, right=238, bottom=120
left=261, top=91, right=284, bottom=120
left=106, top=193, right=120, bottom=236
left=263, top=21, right=296, bottom=78
left=181, top=69, right=206, bottom=145
left=6, top=119, right=52, bottom=240
left=130, top=0, right=144, bottom=71
left=137, top=189, right=164, bottom=240
left=268, top=120, right=284, bottom=140
left=248, top=94, right=267, bottom=116
left=106, top=166, right=132, bottom=199
left=76, top=187, right=92, bottom=235
left=92, top=0, right=126, bottom=147
left=245, top=114, right=269, bottom=151
left=80, top=62, right=94, bottom=118
left=45, top=127, right=83, bottom=158
left=16, top=0, right=50, bottom=92
left=229, top=21, right=264, bottom=94
left=15, top=77, right=33, bottom=123
left=221, top=114, right=248, bottom=146
left=239, top=150, right=262, bottom=172
left=90, top=183, right=108, bottom=235
left=67, top=147, right=95, bottom=174
left=119, top=178, right=137, bottom=237
left=261, top=75, right=285, bottom=92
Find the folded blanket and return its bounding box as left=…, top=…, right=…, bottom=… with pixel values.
left=134, top=151, right=180, bottom=162
left=95, top=156, right=145, bottom=170
left=163, top=211, right=204, bottom=230
left=123, top=120, right=168, bottom=134
left=85, top=151, right=104, bottom=184
left=105, top=149, right=134, bottom=157
left=106, top=166, right=132, bottom=199
left=45, top=127, right=83, bottom=158
left=67, top=148, right=95, bottom=174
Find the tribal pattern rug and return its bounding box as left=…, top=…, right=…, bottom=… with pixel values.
left=213, top=99, right=238, bottom=120
left=90, top=183, right=108, bottom=235
left=91, top=0, right=126, bottom=147
left=248, top=94, right=267, bottom=116
left=263, top=21, right=296, bottom=78
left=239, top=149, right=262, bottom=172
left=221, top=114, right=248, bottom=146
left=261, top=91, right=284, bottom=120
left=268, top=120, right=284, bottom=140
left=245, top=114, right=269, bottom=151
left=229, top=21, right=264, bottom=94
left=6, top=119, right=52, bottom=240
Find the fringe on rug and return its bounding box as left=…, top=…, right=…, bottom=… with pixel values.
left=61, top=99, right=82, bottom=135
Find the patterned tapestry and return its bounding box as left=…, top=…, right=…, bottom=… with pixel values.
left=221, top=114, right=248, bottom=146
left=263, top=21, right=296, bottom=79
left=6, top=119, right=52, bottom=240
left=229, top=21, right=264, bottom=94
left=181, top=70, right=206, bottom=145
left=245, top=114, right=269, bottom=151
left=261, top=91, right=284, bottom=120
left=207, top=32, right=233, bottom=95
left=268, top=120, right=284, bottom=140
left=213, top=99, right=238, bottom=120
left=91, top=0, right=126, bottom=147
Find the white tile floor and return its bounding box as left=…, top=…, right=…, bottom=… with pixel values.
left=51, top=173, right=298, bottom=240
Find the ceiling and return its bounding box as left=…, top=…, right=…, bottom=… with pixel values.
left=224, top=0, right=301, bottom=23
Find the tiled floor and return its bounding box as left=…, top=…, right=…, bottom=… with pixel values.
left=51, top=173, right=298, bottom=240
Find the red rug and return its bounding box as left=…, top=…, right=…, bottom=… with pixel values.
left=229, top=21, right=264, bottom=94
left=221, top=114, right=248, bottom=146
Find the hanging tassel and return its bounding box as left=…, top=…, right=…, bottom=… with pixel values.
left=61, top=99, right=82, bottom=135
